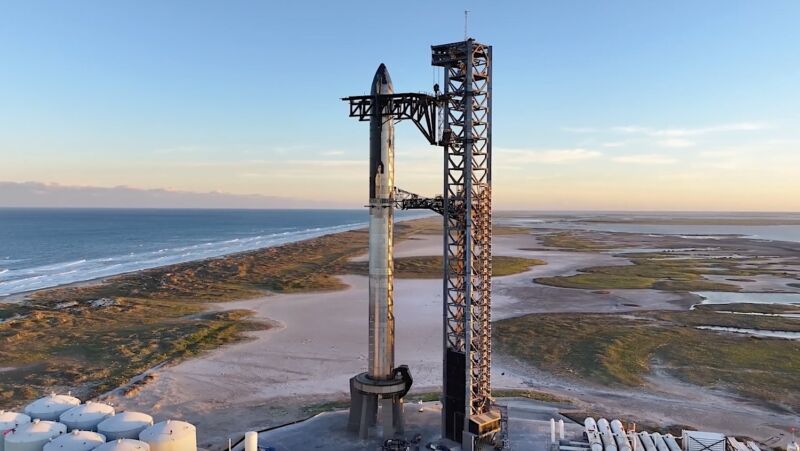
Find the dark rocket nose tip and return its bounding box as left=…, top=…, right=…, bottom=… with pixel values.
left=371, top=63, right=394, bottom=95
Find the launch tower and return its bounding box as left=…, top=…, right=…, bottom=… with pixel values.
left=343, top=38, right=497, bottom=450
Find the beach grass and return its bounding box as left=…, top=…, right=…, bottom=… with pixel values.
left=534, top=254, right=759, bottom=291
left=495, top=311, right=800, bottom=411
left=346, top=255, right=546, bottom=279
left=540, top=231, right=608, bottom=251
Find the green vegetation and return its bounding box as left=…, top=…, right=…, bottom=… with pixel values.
left=491, top=389, right=571, bottom=403
left=539, top=231, right=607, bottom=251
left=346, top=255, right=545, bottom=279
left=302, top=399, right=350, bottom=416
left=533, top=254, right=765, bottom=292
left=495, top=312, right=800, bottom=411
left=0, top=307, right=265, bottom=406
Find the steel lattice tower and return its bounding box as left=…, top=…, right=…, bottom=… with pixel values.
left=432, top=39, right=499, bottom=447
left=343, top=38, right=498, bottom=449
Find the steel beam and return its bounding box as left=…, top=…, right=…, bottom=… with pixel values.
left=433, top=38, right=496, bottom=447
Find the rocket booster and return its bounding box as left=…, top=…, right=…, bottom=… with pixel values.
left=367, top=64, right=395, bottom=380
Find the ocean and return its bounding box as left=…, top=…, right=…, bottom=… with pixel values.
left=0, top=208, right=384, bottom=297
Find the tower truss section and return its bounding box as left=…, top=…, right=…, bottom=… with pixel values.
left=432, top=39, right=499, bottom=447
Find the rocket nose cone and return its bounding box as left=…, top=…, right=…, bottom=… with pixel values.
left=371, top=63, right=394, bottom=95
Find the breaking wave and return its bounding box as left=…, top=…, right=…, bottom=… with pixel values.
left=0, top=222, right=366, bottom=297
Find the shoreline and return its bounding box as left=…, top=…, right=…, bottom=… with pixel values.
left=1, top=222, right=369, bottom=302
left=0, top=214, right=433, bottom=301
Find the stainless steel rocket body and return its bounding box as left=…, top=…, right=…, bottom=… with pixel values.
left=367, top=64, right=395, bottom=380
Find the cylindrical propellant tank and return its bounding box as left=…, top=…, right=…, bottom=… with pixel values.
left=4, top=419, right=67, bottom=451
left=611, top=420, right=632, bottom=451
left=367, top=63, right=396, bottom=381
left=98, top=412, right=154, bottom=441
left=43, top=430, right=106, bottom=451
left=138, top=420, right=196, bottom=451
left=584, top=418, right=603, bottom=451
left=631, top=432, right=645, bottom=451
left=95, top=439, right=150, bottom=451
left=664, top=434, right=682, bottom=451
left=23, top=394, right=80, bottom=421
left=0, top=411, right=32, bottom=451
left=598, top=419, right=618, bottom=451
left=244, top=432, right=257, bottom=451
left=59, top=402, right=115, bottom=431
left=639, top=432, right=657, bottom=451
left=651, top=433, right=670, bottom=451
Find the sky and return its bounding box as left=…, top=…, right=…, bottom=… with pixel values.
left=1, top=1, right=798, bottom=211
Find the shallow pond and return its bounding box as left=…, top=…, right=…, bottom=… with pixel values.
left=693, top=291, right=800, bottom=305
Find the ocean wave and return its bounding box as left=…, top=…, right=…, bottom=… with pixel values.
left=0, top=221, right=368, bottom=297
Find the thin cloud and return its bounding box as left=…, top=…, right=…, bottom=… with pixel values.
left=651, top=122, right=769, bottom=137
left=611, top=126, right=650, bottom=134
left=699, top=149, right=741, bottom=158
left=565, top=122, right=770, bottom=138
left=612, top=154, right=677, bottom=165
left=658, top=138, right=695, bottom=148
left=498, top=148, right=603, bottom=164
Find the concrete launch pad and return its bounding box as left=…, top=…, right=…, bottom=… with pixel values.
left=254, top=399, right=582, bottom=451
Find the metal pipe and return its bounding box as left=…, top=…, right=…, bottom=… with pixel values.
left=367, top=64, right=395, bottom=380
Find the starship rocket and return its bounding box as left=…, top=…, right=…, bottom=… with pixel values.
left=368, top=63, right=395, bottom=380
left=346, top=63, right=409, bottom=439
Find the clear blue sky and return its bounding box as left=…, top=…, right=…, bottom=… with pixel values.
left=1, top=1, right=798, bottom=210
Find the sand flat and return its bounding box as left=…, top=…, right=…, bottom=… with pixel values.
left=108, top=230, right=798, bottom=448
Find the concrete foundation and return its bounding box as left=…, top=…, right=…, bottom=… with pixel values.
left=347, top=372, right=408, bottom=440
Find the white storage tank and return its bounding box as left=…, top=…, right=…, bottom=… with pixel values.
left=139, top=421, right=195, bottom=451
left=24, top=394, right=81, bottom=421
left=59, top=402, right=115, bottom=431
left=98, top=412, right=154, bottom=440
left=43, top=430, right=106, bottom=451
left=95, top=439, right=150, bottom=451
left=4, top=419, right=67, bottom=451
left=1, top=411, right=32, bottom=451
